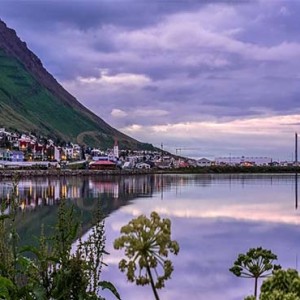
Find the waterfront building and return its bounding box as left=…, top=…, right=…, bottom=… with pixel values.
left=215, top=156, right=272, bottom=166
left=136, top=162, right=151, bottom=169
left=0, top=149, right=24, bottom=162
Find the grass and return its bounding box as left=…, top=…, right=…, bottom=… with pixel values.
left=0, top=49, right=152, bottom=150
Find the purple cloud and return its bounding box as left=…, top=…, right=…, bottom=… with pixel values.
left=1, top=0, right=300, bottom=158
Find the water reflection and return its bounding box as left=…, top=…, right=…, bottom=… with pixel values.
left=100, top=174, right=300, bottom=300
left=2, top=174, right=300, bottom=299
left=0, top=175, right=158, bottom=247
left=295, top=173, right=298, bottom=210
left=0, top=175, right=157, bottom=210
left=1, top=174, right=300, bottom=226
left=1, top=174, right=298, bottom=209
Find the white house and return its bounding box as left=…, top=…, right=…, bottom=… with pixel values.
left=136, top=162, right=151, bottom=169
left=63, top=146, right=74, bottom=159
left=197, top=158, right=212, bottom=167
left=122, top=161, right=133, bottom=169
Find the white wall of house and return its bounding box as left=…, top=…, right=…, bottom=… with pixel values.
left=197, top=158, right=212, bottom=167
left=54, top=147, right=60, bottom=161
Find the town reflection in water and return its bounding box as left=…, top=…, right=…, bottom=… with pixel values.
left=0, top=174, right=165, bottom=246
left=0, top=175, right=157, bottom=210
left=0, top=173, right=299, bottom=211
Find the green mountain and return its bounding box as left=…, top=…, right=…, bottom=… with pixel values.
left=0, top=19, right=153, bottom=150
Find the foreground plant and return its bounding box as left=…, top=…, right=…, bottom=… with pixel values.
left=0, top=175, right=26, bottom=298
left=114, top=211, right=179, bottom=300
left=229, top=247, right=280, bottom=299
left=0, top=178, right=120, bottom=300
left=259, top=268, right=300, bottom=300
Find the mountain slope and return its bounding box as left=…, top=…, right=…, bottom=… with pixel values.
left=0, top=19, right=153, bottom=150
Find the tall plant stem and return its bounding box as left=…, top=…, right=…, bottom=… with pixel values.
left=146, top=263, right=160, bottom=300
left=254, top=277, right=258, bottom=299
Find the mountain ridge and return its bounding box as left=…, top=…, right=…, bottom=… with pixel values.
left=0, top=19, right=153, bottom=150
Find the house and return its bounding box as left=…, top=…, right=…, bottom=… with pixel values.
left=32, top=143, right=46, bottom=160
left=18, top=134, right=34, bottom=151
left=241, top=161, right=255, bottom=167
left=122, top=161, right=133, bottom=169
left=10, top=151, right=25, bottom=162
left=187, top=159, right=197, bottom=167
left=197, top=158, right=212, bottom=167
left=91, top=149, right=103, bottom=157
left=10, top=133, right=19, bottom=148
left=178, top=161, right=190, bottom=168
left=0, top=149, right=24, bottom=162
left=72, top=144, right=82, bottom=160
left=215, top=156, right=272, bottom=166
left=0, top=149, right=9, bottom=160
left=0, top=129, right=11, bottom=148
left=156, top=161, right=172, bottom=169
left=63, top=146, right=74, bottom=160
left=144, top=160, right=155, bottom=168
left=136, top=162, right=151, bottom=169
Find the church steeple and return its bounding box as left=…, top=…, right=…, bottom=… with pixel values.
left=113, top=139, right=119, bottom=158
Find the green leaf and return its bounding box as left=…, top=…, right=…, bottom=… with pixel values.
left=19, top=245, right=42, bottom=259
left=0, top=276, right=15, bottom=300
left=17, top=256, right=36, bottom=270
left=99, top=281, right=121, bottom=300
left=0, top=215, right=10, bottom=221
left=32, top=285, right=47, bottom=300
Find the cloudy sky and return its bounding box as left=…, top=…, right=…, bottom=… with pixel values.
left=1, top=0, right=300, bottom=160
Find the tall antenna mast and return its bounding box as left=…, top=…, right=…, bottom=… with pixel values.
left=296, top=132, right=298, bottom=164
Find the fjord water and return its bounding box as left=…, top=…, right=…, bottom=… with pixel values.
left=2, top=174, right=300, bottom=299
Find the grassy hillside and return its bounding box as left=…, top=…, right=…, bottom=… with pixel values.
left=0, top=49, right=152, bottom=149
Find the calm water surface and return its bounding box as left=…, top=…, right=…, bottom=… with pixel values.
left=1, top=174, right=300, bottom=300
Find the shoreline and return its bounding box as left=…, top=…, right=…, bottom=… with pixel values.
left=1, top=166, right=300, bottom=179
left=0, top=169, right=154, bottom=179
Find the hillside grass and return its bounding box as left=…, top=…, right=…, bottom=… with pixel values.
left=0, top=49, right=147, bottom=149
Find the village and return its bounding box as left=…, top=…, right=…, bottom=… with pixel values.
left=0, top=128, right=296, bottom=170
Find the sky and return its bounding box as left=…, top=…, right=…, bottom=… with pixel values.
left=1, top=0, right=300, bottom=160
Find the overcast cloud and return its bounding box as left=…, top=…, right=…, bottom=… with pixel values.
left=1, top=0, right=300, bottom=159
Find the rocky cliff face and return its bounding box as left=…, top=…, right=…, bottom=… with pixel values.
left=0, top=20, right=43, bottom=69
left=0, top=19, right=152, bottom=149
